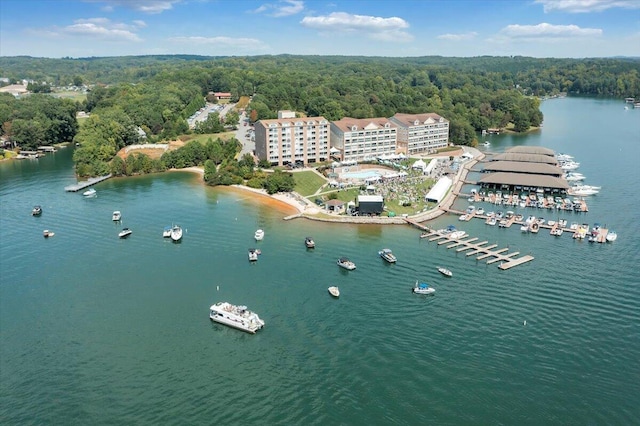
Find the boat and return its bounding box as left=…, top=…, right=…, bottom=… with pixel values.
left=486, top=216, right=497, bottom=226
left=550, top=228, right=563, bottom=236
left=520, top=224, right=529, bottom=232
left=170, top=225, right=183, bottom=242
left=328, top=286, right=340, bottom=297
left=83, top=188, right=97, bottom=197
left=378, top=248, right=397, bottom=263
left=209, top=302, right=265, bottom=334
left=118, top=228, right=132, bottom=238
left=337, top=257, right=356, bottom=270
left=437, top=267, right=452, bottom=277
left=413, top=281, right=435, bottom=295
left=458, top=214, right=468, bottom=221
left=43, top=229, right=55, bottom=238
left=163, top=226, right=172, bottom=238
left=254, top=229, right=264, bottom=241
left=112, top=211, right=121, bottom=221
left=305, top=236, right=315, bottom=248
left=32, top=205, right=42, bottom=216
left=248, top=248, right=259, bottom=262
left=606, top=231, right=617, bottom=242
left=448, top=230, right=467, bottom=239
left=483, top=141, right=490, bottom=146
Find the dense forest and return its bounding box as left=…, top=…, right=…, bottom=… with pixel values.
left=1, top=55, right=639, bottom=178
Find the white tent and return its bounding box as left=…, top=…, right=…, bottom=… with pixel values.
left=412, top=159, right=426, bottom=170
left=424, top=176, right=453, bottom=203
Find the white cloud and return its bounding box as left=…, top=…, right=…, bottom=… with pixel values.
left=85, top=0, right=181, bottom=14
left=132, top=20, right=147, bottom=28
left=499, top=23, right=602, bottom=38
left=535, top=0, right=640, bottom=13
left=437, top=32, right=478, bottom=41
left=301, top=12, right=413, bottom=42
left=253, top=0, right=304, bottom=17
left=168, top=36, right=267, bottom=50
left=40, top=18, right=144, bottom=42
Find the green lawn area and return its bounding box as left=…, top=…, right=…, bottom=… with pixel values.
left=180, top=132, right=237, bottom=143
left=292, top=170, right=327, bottom=196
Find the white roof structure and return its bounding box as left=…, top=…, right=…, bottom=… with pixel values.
left=424, top=176, right=453, bottom=203
left=424, top=159, right=437, bottom=175
left=412, top=159, right=426, bottom=170
left=358, top=195, right=384, bottom=203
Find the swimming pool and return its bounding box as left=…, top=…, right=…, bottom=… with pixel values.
left=340, top=170, right=381, bottom=180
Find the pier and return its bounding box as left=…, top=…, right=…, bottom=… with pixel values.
left=406, top=219, right=534, bottom=270
left=64, top=174, right=112, bottom=192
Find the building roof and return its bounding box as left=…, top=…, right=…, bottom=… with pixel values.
left=213, top=92, right=231, bottom=97
left=506, top=146, right=556, bottom=157
left=390, top=113, right=449, bottom=127
left=325, top=199, right=345, bottom=207
left=358, top=194, right=384, bottom=203
left=477, top=172, right=569, bottom=189
left=482, top=161, right=563, bottom=176
left=424, top=176, right=452, bottom=203
left=332, top=117, right=397, bottom=134
left=256, top=116, right=328, bottom=127
left=490, top=153, right=558, bottom=165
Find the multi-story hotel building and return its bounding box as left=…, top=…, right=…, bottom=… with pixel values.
left=389, top=113, right=450, bottom=155
left=329, top=117, right=398, bottom=163
left=254, top=114, right=330, bottom=166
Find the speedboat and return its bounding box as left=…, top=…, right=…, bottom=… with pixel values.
left=486, top=216, right=497, bottom=226
left=43, top=229, right=55, bottom=238
left=550, top=228, right=563, bottom=236
left=254, top=229, right=264, bottom=241
left=337, top=257, right=356, bottom=270
left=328, top=286, right=340, bottom=297
left=606, top=231, right=617, bottom=242
left=437, top=267, right=452, bottom=277
left=163, top=226, right=172, bottom=238
left=305, top=237, right=315, bottom=248
left=483, top=141, right=490, bottom=146
left=170, top=225, right=183, bottom=242
left=209, top=302, right=265, bottom=334
left=112, top=211, right=121, bottom=221
left=248, top=248, right=258, bottom=262
left=413, top=281, right=435, bottom=295
left=378, top=248, right=397, bottom=263
left=118, top=228, right=132, bottom=238
left=448, top=230, right=467, bottom=239
left=32, top=205, right=42, bottom=216
left=83, top=188, right=97, bottom=197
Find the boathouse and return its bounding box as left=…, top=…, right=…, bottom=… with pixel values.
left=481, top=161, right=563, bottom=177
left=477, top=172, right=569, bottom=192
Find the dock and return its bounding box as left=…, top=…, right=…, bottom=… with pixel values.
left=406, top=219, right=534, bottom=270
left=64, top=174, right=112, bottom=192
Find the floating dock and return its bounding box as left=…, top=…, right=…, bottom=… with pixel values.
left=406, top=219, right=534, bottom=270
left=64, top=174, right=112, bottom=192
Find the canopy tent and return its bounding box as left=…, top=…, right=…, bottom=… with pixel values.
left=424, top=176, right=453, bottom=203
left=412, top=159, right=427, bottom=170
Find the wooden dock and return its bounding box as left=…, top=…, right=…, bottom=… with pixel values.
left=64, top=174, right=112, bottom=192
left=406, top=219, right=534, bottom=270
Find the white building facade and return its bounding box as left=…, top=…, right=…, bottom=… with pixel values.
left=389, top=113, right=449, bottom=155
left=254, top=115, right=330, bottom=166
left=330, top=117, right=398, bottom=163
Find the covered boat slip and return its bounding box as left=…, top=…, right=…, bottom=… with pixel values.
left=481, top=161, right=564, bottom=177
left=489, top=153, right=558, bottom=165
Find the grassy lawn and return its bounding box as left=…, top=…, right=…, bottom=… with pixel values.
left=292, top=170, right=327, bottom=196
left=179, top=132, right=237, bottom=144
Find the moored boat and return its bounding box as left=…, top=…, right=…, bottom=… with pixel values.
left=305, top=236, right=315, bottom=248
left=254, top=229, right=264, bottom=241
left=328, top=286, right=340, bottom=297
left=43, top=229, right=55, bottom=238
left=83, top=188, right=97, bottom=197
left=32, top=205, right=42, bottom=216
left=209, top=302, right=265, bottom=334
left=378, top=248, right=397, bottom=263
left=337, top=257, right=356, bottom=270
left=163, top=226, right=172, bottom=238
left=112, top=210, right=121, bottom=221
left=437, top=267, right=452, bottom=277
left=413, top=281, right=435, bottom=295
left=606, top=231, right=617, bottom=242
left=170, top=225, right=183, bottom=242
left=248, top=248, right=259, bottom=262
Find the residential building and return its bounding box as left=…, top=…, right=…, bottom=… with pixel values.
left=330, top=117, right=398, bottom=163
left=254, top=115, right=330, bottom=166
left=389, top=113, right=449, bottom=155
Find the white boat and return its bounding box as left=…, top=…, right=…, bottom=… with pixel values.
left=32, top=205, right=42, bottom=216
left=448, top=230, right=467, bottom=239
left=209, top=302, right=265, bottom=334
left=569, top=187, right=599, bottom=196
left=170, top=225, right=183, bottom=242
left=458, top=214, right=468, bottom=221
left=248, top=248, right=259, bottom=262
left=521, top=225, right=529, bottom=232
left=550, top=228, right=563, bottom=236
left=118, top=228, right=132, bottom=238
left=560, top=161, right=580, bottom=171
left=556, top=153, right=574, bottom=161
left=378, top=248, right=397, bottom=263
left=476, top=207, right=485, bottom=215
left=112, top=211, right=121, bottom=221
left=43, top=229, right=55, bottom=238
left=305, top=237, right=315, bottom=248
left=437, top=267, right=452, bottom=277
left=83, top=188, right=97, bottom=197
left=606, top=231, right=617, bottom=242
left=413, top=281, right=435, bottom=295
left=486, top=216, right=497, bottom=226
left=337, top=257, right=356, bottom=270
left=163, top=226, right=172, bottom=238
left=483, top=141, right=490, bottom=146
left=328, top=286, right=340, bottom=297
left=254, top=229, right=264, bottom=241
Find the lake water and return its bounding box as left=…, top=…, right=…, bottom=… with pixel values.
left=1, top=97, right=639, bottom=424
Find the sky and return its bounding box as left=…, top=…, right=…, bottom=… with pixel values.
left=0, top=0, right=639, bottom=58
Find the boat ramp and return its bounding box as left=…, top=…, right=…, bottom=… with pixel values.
left=64, top=174, right=112, bottom=192
left=406, top=219, right=534, bottom=270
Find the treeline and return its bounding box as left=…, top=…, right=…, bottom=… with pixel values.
left=0, top=93, right=78, bottom=149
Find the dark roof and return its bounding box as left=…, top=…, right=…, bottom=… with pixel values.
left=482, top=161, right=564, bottom=176
left=506, top=146, right=556, bottom=157
left=491, top=153, right=558, bottom=165
left=477, top=172, right=569, bottom=189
